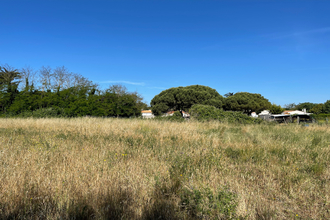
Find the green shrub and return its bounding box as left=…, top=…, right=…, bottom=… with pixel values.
left=180, top=187, right=238, bottom=219
left=312, top=113, right=330, bottom=121
left=189, top=104, right=220, bottom=121
left=190, top=104, right=264, bottom=124
left=153, top=111, right=185, bottom=122
left=17, top=107, right=68, bottom=118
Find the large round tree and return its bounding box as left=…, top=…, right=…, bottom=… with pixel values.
left=151, top=85, right=224, bottom=115
left=224, top=92, right=271, bottom=114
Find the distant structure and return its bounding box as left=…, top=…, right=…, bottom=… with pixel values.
left=258, top=110, right=271, bottom=120
left=165, top=111, right=175, bottom=116
left=251, top=112, right=258, bottom=118
left=282, top=109, right=311, bottom=115
left=181, top=110, right=190, bottom=118
left=141, top=110, right=155, bottom=119
left=165, top=110, right=190, bottom=119
left=258, top=108, right=313, bottom=123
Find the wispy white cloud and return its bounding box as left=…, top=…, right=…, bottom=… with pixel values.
left=98, top=80, right=145, bottom=86
left=265, top=27, right=330, bottom=39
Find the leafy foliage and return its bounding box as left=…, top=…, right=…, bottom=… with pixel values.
left=153, top=111, right=185, bottom=122
left=284, top=103, right=297, bottom=110
left=151, top=85, right=224, bottom=115
left=310, top=104, right=324, bottom=114
left=0, top=65, right=22, bottom=113
left=180, top=187, right=238, bottom=219
left=295, top=102, right=318, bottom=112
left=323, top=100, right=330, bottom=114
left=224, top=92, right=271, bottom=114
left=0, top=64, right=148, bottom=118
left=3, top=86, right=143, bottom=118
left=190, top=104, right=264, bottom=124
left=270, top=104, right=284, bottom=114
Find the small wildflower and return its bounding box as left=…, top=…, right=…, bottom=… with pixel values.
left=104, top=159, right=106, bottom=161
left=180, top=174, right=182, bottom=176
left=296, top=214, right=298, bottom=216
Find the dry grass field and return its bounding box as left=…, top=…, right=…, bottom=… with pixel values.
left=0, top=118, right=329, bottom=219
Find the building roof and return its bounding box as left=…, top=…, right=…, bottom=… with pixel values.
left=259, top=110, right=270, bottom=115
left=141, top=110, right=152, bottom=113
left=282, top=110, right=310, bottom=115
left=166, top=111, right=175, bottom=115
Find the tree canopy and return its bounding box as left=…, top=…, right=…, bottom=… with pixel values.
left=0, top=64, right=147, bottom=117
left=295, top=102, right=318, bottom=112
left=310, top=104, right=324, bottom=114
left=224, top=92, right=271, bottom=114
left=323, top=100, right=330, bottom=114
left=150, top=85, right=224, bottom=115
left=269, top=104, right=284, bottom=114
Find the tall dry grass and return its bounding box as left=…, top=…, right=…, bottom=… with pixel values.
left=0, top=118, right=329, bottom=219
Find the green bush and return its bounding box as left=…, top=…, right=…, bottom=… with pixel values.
left=16, top=108, right=68, bottom=118
left=312, top=113, right=330, bottom=120
left=190, top=104, right=264, bottom=124
left=189, top=104, right=219, bottom=121
left=153, top=111, right=185, bottom=122
left=180, top=187, right=238, bottom=219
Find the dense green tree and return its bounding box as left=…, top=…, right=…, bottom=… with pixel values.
left=0, top=65, right=21, bottom=88
left=295, top=102, right=317, bottom=112
left=269, top=104, right=284, bottom=114
left=0, top=65, right=22, bottom=112
left=310, top=104, right=324, bottom=114
left=151, top=85, right=224, bottom=115
left=189, top=104, right=263, bottom=123
left=224, top=92, right=271, bottom=114
left=284, top=103, right=297, bottom=110
left=323, top=100, right=330, bottom=114
left=0, top=64, right=147, bottom=118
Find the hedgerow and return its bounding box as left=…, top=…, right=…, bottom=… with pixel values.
left=190, top=104, right=264, bottom=124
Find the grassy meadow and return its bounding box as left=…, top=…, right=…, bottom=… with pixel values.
left=0, top=118, right=329, bottom=219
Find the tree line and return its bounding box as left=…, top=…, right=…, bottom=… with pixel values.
left=1, top=63, right=329, bottom=118
left=150, top=85, right=330, bottom=116
left=0, top=64, right=147, bottom=117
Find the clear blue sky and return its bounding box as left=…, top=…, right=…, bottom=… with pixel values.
left=1, top=0, right=329, bottom=106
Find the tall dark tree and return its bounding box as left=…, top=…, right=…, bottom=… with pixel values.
left=224, top=92, right=271, bottom=114
left=0, top=65, right=21, bottom=90
left=151, top=85, right=224, bottom=115
left=0, top=65, right=22, bottom=112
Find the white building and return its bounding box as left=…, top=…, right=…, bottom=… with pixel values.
left=258, top=110, right=271, bottom=120
left=259, top=110, right=271, bottom=115
left=141, top=110, right=155, bottom=119
left=165, top=110, right=190, bottom=118
left=251, top=112, right=258, bottom=118
left=282, top=109, right=312, bottom=115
